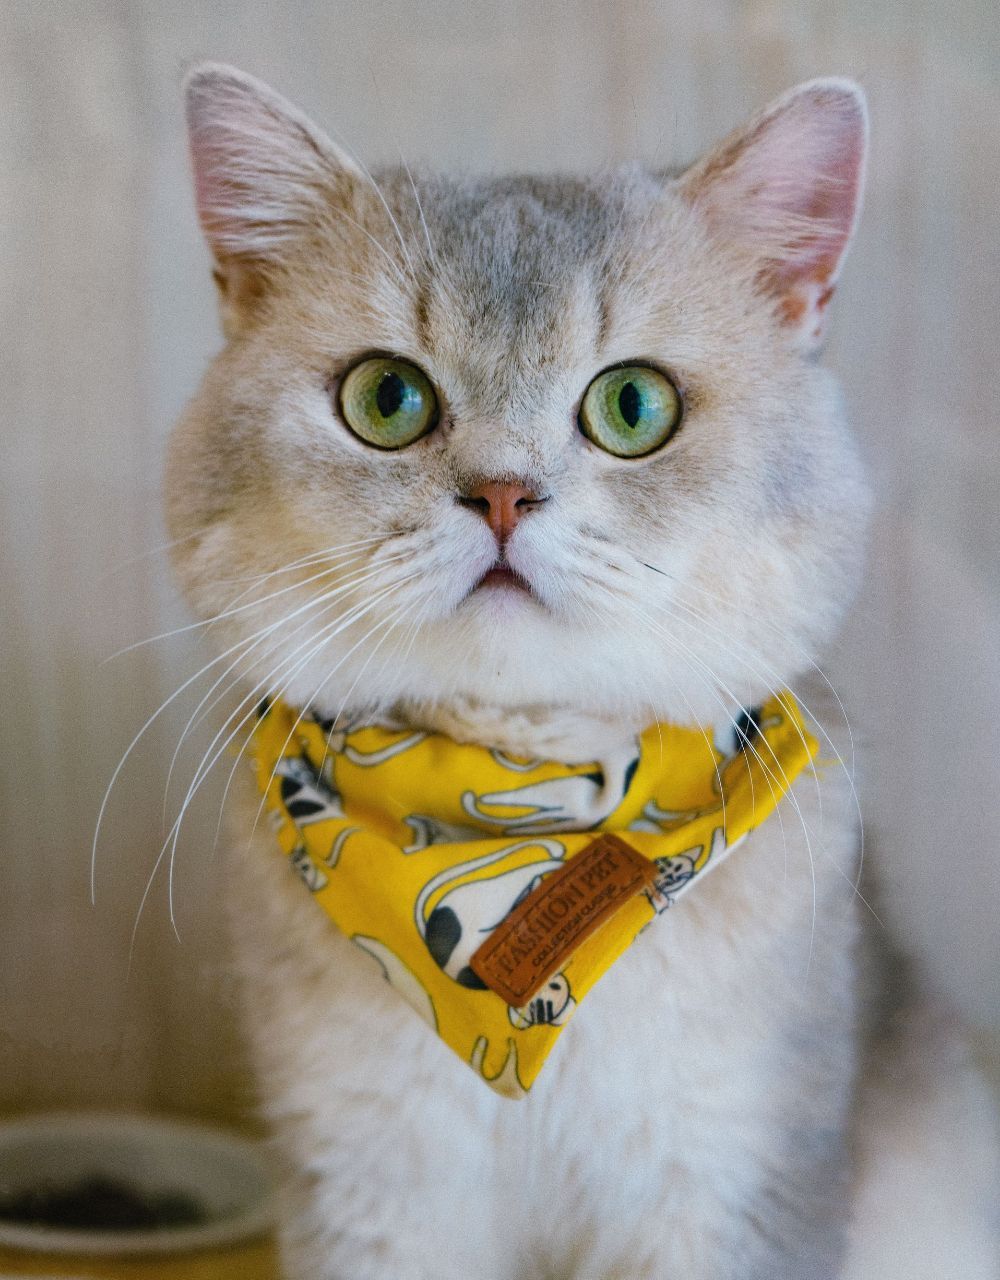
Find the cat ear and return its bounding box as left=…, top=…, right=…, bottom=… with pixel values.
left=185, top=63, right=359, bottom=323
left=679, top=79, right=868, bottom=352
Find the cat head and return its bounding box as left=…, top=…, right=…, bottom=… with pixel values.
left=166, top=65, right=869, bottom=742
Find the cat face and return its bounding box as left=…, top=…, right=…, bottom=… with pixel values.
left=166, top=67, right=869, bottom=732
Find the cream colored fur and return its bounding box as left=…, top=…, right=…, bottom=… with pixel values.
left=166, top=66, right=997, bottom=1278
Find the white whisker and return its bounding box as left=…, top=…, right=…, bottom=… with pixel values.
left=243, top=595, right=418, bottom=855
left=638, top=592, right=825, bottom=840
left=106, top=541, right=410, bottom=662
left=213, top=533, right=389, bottom=602
left=210, top=585, right=425, bottom=858
left=633, top=554, right=867, bottom=908
left=160, top=553, right=417, bottom=816
left=588, top=584, right=734, bottom=841
left=628, top=599, right=819, bottom=971
left=363, top=63, right=439, bottom=271
left=639, top=556, right=858, bottom=783
left=594, top=585, right=808, bottom=956
left=329, top=205, right=413, bottom=293
left=663, top=588, right=881, bottom=922
left=98, top=528, right=205, bottom=581
left=151, top=575, right=422, bottom=941
left=93, top=613, right=307, bottom=903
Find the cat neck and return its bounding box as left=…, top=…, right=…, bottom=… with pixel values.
left=390, top=695, right=641, bottom=765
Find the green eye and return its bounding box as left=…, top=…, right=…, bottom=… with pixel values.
left=339, top=357, right=439, bottom=449
left=579, top=365, right=682, bottom=457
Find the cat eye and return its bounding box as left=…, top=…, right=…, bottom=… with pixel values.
left=338, top=357, right=439, bottom=449
left=579, top=365, right=682, bottom=458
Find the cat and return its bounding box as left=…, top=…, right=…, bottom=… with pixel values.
left=165, top=64, right=998, bottom=1279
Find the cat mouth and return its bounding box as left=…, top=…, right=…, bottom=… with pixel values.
left=474, top=560, right=533, bottom=595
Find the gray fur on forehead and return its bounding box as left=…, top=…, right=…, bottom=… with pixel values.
left=322, top=165, right=684, bottom=416
left=387, top=167, right=660, bottom=264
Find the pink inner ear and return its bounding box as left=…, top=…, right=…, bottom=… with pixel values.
left=761, top=98, right=866, bottom=279
left=685, top=83, right=867, bottom=343
left=185, top=65, right=343, bottom=264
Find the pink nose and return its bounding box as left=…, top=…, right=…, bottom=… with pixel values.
left=457, top=479, right=547, bottom=545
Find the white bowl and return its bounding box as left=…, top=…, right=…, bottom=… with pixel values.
left=0, top=1111, right=274, bottom=1255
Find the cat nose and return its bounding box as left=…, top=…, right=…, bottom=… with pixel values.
left=456, top=478, right=548, bottom=544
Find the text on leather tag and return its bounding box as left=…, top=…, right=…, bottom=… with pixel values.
left=469, top=834, right=659, bottom=1007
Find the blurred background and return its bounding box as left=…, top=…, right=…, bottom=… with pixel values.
left=2, top=0, right=998, bottom=1125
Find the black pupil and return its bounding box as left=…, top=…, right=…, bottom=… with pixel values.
left=376, top=371, right=406, bottom=419
left=618, top=381, right=641, bottom=428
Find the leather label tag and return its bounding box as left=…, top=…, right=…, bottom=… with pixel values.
left=469, top=834, right=658, bottom=1007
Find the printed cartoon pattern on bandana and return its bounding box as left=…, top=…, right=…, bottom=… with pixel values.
left=251, top=695, right=818, bottom=1098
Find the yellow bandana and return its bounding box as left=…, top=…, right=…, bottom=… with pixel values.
left=252, top=694, right=817, bottom=1098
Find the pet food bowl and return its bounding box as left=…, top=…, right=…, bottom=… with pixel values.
left=0, top=1110, right=273, bottom=1255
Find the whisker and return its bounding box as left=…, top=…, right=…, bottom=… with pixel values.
left=100, top=547, right=414, bottom=907
left=639, top=556, right=858, bottom=783
left=162, top=587, right=347, bottom=827
left=154, top=576, right=421, bottom=938
left=596, top=585, right=812, bottom=957
left=648, top=590, right=859, bottom=932
left=400, top=161, right=437, bottom=268
left=633, top=555, right=867, bottom=905
left=212, top=533, right=389, bottom=602
left=588, top=583, right=734, bottom=842
left=98, top=528, right=205, bottom=582
left=638, top=592, right=825, bottom=842
left=204, top=592, right=374, bottom=858
left=160, top=553, right=418, bottom=816
left=329, top=205, right=413, bottom=293
left=209, top=585, right=426, bottom=858
left=320, top=90, right=420, bottom=283
left=636, top=602, right=821, bottom=970
left=243, top=595, right=418, bottom=856
left=656, top=591, right=881, bottom=924
left=94, top=613, right=305, bottom=903
left=105, top=541, right=410, bottom=662
left=363, top=63, right=439, bottom=271
left=166, top=575, right=418, bottom=847
left=329, top=599, right=417, bottom=732
left=208, top=542, right=414, bottom=623
left=135, top=583, right=395, bottom=951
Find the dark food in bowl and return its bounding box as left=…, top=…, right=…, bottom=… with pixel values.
left=0, top=1176, right=206, bottom=1231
